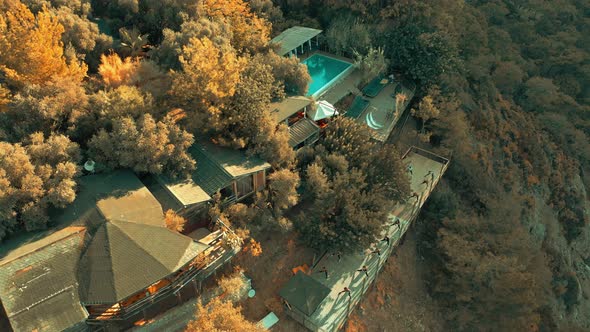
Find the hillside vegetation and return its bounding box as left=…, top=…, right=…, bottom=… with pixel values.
left=273, top=0, right=590, bottom=330
left=0, top=0, right=588, bottom=330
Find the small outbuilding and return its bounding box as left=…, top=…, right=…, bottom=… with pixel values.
left=270, top=26, right=322, bottom=57
left=154, top=143, right=271, bottom=213
left=279, top=271, right=331, bottom=317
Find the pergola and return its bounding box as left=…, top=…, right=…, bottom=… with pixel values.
left=270, top=26, right=322, bottom=57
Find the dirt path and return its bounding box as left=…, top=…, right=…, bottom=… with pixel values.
left=238, top=227, right=314, bottom=332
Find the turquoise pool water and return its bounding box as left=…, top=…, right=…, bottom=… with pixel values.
left=302, top=54, right=352, bottom=97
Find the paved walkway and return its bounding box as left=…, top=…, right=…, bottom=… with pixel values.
left=283, top=148, right=449, bottom=332
left=321, top=69, right=363, bottom=105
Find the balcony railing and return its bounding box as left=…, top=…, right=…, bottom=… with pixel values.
left=86, top=225, right=239, bottom=323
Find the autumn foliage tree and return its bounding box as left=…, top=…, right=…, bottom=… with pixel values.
left=217, top=271, right=248, bottom=301
left=0, top=0, right=86, bottom=88
left=170, top=36, right=246, bottom=132
left=164, top=209, right=187, bottom=232
left=185, top=297, right=263, bottom=332
left=198, top=0, right=270, bottom=54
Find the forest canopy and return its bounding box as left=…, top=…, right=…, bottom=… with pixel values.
left=0, top=0, right=588, bottom=330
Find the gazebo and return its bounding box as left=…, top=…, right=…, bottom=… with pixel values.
left=270, top=26, right=323, bottom=57
left=279, top=271, right=331, bottom=317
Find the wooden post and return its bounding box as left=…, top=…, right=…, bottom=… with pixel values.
left=176, top=291, right=182, bottom=304
left=192, top=278, right=199, bottom=295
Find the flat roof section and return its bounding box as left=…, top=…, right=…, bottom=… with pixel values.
left=199, top=143, right=271, bottom=178
left=271, top=26, right=322, bottom=56
left=269, top=96, right=312, bottom=123
left=157, top=174, right=212, bottom=208
left=279, top=271, right=331, bottom=316
left=288, top=117, right=320, bottom=147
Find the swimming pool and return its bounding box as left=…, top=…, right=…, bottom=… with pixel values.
left=302, top=54, right=353, bottom=98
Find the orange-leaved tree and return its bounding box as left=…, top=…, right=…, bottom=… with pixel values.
left=198, top=0, right=270, bottom=53
left=185, top=297, right=263, bottom=332
left=164, top=209, right=187, bottom=233
left=98, top=54, right=138, bottom=88
left=0, top=0, right=86, bottom=87
left=170, top=36, right=246, bottom=131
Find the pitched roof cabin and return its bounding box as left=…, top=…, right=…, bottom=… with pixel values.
left=0, top=170, right=239, bottom=331
left=152, top=143, right=271, bottom=215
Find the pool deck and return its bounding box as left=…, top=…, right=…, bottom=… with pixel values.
left=281, top=147, right=449, bottom=332
left=320, top=69, right=363, bottom=105
left=299, top=51, right=362, bottom=105
left=295, top=50, right=416, bottom=142
left=303, top=53, right=356, bottom=99
left=357, top=81, right=415, bottom=142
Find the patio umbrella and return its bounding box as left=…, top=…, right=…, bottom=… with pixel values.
left=308, top=100, right=338, bottom=121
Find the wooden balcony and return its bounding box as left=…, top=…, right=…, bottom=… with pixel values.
left=85, top=225, right=239, bottom=324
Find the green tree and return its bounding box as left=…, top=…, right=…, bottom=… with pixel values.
left=1, top=77, right=88, bottom=141
left=260, top=52, right=310, bottom=96
left=267, top=169, right=300, bottom=217
left=296, top=118, right=409, bottom=253
left=75, top=85, right=153, bottom=140
left=382, top=24, right=458, bottom=91
left=207, top=53, right=296, bottom=169
left=49, top=5, right=113, bottom=71
left=298, top=159, right=388, bottom=253
left=353, top=46, right=389, bottom=86
left=492, top=61, right=524, bottom=95
left=321, top=117, right=410, bottom=202
left=432, top=202, right=551, bottom=331
left=326, top=16, right=371, bottom=56
left=88, top=114, right=196, bottom=176
left=519, top=76, right=574, bottom=113
left=0, top=132, right=80, bottom=238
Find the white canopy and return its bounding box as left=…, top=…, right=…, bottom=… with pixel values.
left=308, top=100, right=338, bottom=121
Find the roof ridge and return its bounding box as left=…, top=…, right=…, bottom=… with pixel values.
left=105, top=221, right=171, bottom=300
left=109, top=220, right=190, bottom=268
left=100, top=224, right=118, bottom=302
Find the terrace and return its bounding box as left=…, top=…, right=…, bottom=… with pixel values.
left=279, top=147, right=450, bottom=332
left=344, top=78, right=416, bottom=142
